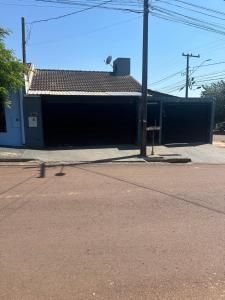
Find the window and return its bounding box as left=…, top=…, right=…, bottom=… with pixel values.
left=0, top=104, right=6, bottom=132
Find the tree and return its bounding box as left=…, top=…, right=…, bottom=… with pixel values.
left=201, top=80, right=225, bottom=124
left=0, top=28, right=26, bottom=106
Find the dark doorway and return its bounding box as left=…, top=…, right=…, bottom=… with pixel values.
left=42, top=96, right=137, bottom=147
left=162, top=102, right=211, bottom=144
left=0, top=103, right=6, bottom=132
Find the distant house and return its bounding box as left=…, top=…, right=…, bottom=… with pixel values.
left=0, top=57, right=214, bottom=148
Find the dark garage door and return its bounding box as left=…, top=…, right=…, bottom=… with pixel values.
left=42, top=97, right=137, bottom=147
left=162, top=102, right=212, bottom=144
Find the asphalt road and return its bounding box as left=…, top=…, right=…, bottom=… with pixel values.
left=0, top=163, right=225, bottom=299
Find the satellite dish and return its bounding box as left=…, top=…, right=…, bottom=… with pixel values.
left=105, top=55, right=112, bottom=66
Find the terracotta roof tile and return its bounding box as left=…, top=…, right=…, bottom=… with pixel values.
left=29, top=69, right=142, bottom=93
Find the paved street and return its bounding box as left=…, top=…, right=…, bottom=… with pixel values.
left=0, top=163, right=225, bottom=299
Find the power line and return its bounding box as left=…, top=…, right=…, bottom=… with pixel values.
left=154, top=0, right=225, bottom=22
left=194, top=78, right=225, bottom=84
left=152, top=6, right=225, bottom=34
left=29, top=0, right=112, bottom=24
left=27, top=15, right=141, bottom=46
left=25, top=0, right=142, bottom=47
left=150, top=61, right=225, bottom=88
left=34, top=0, right=143, bottom=13
left=150, top=1, right=225, bottom=36
left=193, top=61, right=225, bottom=68
left=0, top=1, right=70, bottom=8
left=35, top=0, right=142, bottom=7
left=164, top=85, right=185, bottom=93
left=151, top=11, right=225, bottom=36
left=157, top=79, right=185, bottom=91
left=150, top=69, right=184, bottom=86
left=170, top=0, right=225, bottom=18
left=194, top=70, right=225, bottom=79
left=158, top=71, right=225, bottom=92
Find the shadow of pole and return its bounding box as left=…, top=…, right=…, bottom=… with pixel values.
left=55, top=165, right=65, bottom=176
left=27, top=154, right=147, bottom=177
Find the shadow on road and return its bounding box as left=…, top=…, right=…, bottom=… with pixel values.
left=25, top=154, right=143, bottom=178
left=73, top=165, right=225, bottom=217
left=0, top=175, right=36, bottom=196
left=22, top=160, right=225, bottom=217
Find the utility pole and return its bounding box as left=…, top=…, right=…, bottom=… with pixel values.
left=21, top=17, right=26, bottom=64
left=140, top=0, right=149, bottom=156
left=182, top=53, right=200, bottom=100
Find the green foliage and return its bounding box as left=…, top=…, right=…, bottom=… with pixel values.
left=0, top=27, right=26, bottom=106
left=202, top=80, right=225, bottom=124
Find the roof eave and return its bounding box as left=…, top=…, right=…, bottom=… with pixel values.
left=27, top=91, right=142, bottom=96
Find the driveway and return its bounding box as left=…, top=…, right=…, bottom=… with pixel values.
left=0, top=164, right=225, bottom=299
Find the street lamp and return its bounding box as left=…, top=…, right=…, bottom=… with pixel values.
left=188, top=59, right=212, bottom=92
left=190, top=58, right=212, bottom=75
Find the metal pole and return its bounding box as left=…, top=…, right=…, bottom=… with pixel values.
left=21, top=17, right=26, bottom=64
left=140, top=0, right=149, bottom=156
left=185, top=54, right=189, bottom=100
left=151, top=128, right=155, bottom=156
left=182, top=53, right=200, bottom=100
left=39, top=162, right=45, bottom=178
left=151, top=119, right=157, bottom=155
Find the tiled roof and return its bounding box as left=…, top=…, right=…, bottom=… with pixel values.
left=29, top=69, right=142, bottom=94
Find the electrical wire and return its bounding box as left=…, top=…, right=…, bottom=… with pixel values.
left=29, top=0, right=113, bottom=24
left=0, top=1, right=71, bottom=8
left=150, top=60, right=225, bottom=92
left=170, top=0, right=225, bottom=18
left=27, top=15, right=141, bottom=46
left=34, top=0, right=143, bottom=13
left=152, top=6, right=225, bottom=34
left=25, top=0, right=142, bottom=45
left=151, top=11, right=225, bottom=36
left=150, top=69, right=184, bottom=86
left=154, top=0, right=225, bottom=22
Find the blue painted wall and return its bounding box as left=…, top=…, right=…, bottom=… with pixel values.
left=0, top=92, right=23, bottom=147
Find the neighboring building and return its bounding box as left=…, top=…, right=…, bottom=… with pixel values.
left=0, top=57, right=214, bottom=148
left=0, top=91, right=25, bottom=147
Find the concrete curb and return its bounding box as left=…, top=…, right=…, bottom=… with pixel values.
left=38, top=156, right=192, bottom=165
left=162, top=157, right=192, bottom=163
left=0, top=158, right=38, bottom=162
left=0, top=156, right=191, bottom=165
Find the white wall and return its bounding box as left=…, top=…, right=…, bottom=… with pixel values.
left=0, top=92, right=23, bottom=147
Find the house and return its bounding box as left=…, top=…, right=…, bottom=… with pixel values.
left=24, top=58, right=142, bottom=148
left=0, top=57, right=214, bottom=148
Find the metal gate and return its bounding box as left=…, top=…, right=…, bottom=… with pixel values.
left=162, top=102, right=212, bottom=145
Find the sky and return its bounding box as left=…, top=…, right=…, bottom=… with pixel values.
left=1, top=0, right=225, bottom=97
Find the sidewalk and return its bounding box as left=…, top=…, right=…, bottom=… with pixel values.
left=213, top=134, right=225, bottom=149
left=0, top=143, right=225, bottom=164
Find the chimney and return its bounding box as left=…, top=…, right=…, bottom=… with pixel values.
left=113, top=58, right=130, bottom=76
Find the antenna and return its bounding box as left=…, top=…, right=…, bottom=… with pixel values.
left=105, top=56, right=113, bottom=67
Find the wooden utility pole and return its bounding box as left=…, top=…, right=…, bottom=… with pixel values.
left=182, top=53, right=200, bottom=100
left=21, top=17, right=26, bottom=64
left=140, top=0, right=149, bottom=156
